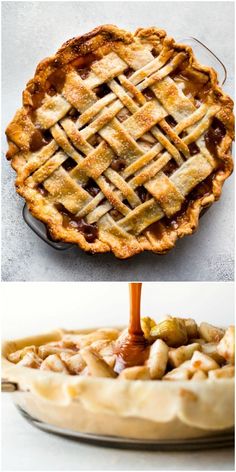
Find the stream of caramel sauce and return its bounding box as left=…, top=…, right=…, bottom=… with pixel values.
left=114, top=283, right=148, bottom=373
left=129, top=282, right=143, bottom=336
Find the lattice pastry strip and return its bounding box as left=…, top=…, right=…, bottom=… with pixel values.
left=145, top=173, right=185, bottom=217
left=44, top=166, right=91, bottom=214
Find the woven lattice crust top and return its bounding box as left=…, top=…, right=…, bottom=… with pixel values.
left=6, top=25, right=234, bottom=258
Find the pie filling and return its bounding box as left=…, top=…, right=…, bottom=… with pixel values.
left=7, top=283, right=235, bottom=380
left=170, top=65, right=212, bottom=103
left=204, top=117, right=226, bottom=157
left=6, top=26, right=234, bottom=254
left=55, top=204, right=98, bottom=243
left=7, top=318, right=235, bottom=381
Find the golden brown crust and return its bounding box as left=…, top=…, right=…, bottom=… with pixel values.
left=5, top=25, right=234, bottom=258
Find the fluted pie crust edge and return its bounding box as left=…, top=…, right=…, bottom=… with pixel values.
left=2, top=330, right=234, bottom=440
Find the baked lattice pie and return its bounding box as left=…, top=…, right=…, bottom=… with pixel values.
left=6, top=318, right=235, bottom=381
left=6, top=25, right=234, bottom=258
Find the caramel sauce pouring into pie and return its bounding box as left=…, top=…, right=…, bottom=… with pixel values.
left=114, top=283, right=148, bottom=373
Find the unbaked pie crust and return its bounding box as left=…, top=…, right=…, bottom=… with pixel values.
left=2, top=327, right=234, bottom=440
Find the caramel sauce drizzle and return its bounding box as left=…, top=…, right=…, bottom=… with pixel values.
left=129, top=283, right=143, bottom=336
left=114, top=283, right=148, bottom=374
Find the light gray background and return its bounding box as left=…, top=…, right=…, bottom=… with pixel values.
left=2, top=282, right=234, bottom=471
left=1, top=1, right=234, bottom=281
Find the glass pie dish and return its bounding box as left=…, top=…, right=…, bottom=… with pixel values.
left=2, top=317, right=234, bottom=448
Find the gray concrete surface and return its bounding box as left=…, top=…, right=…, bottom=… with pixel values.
left=1, top=1, right=234, bottom=281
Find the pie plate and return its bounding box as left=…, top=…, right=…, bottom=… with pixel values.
left=16, top=406, right=235, bottom=450
left=2, top=329, right=234, bottom=448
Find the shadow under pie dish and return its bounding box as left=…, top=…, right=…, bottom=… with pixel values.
left=2, top=318, right=234, bottom=440
left=5, top=25, right=234, bottom=259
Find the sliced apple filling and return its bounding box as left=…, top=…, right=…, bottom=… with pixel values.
left=7, top=319, right=235, bottom=381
